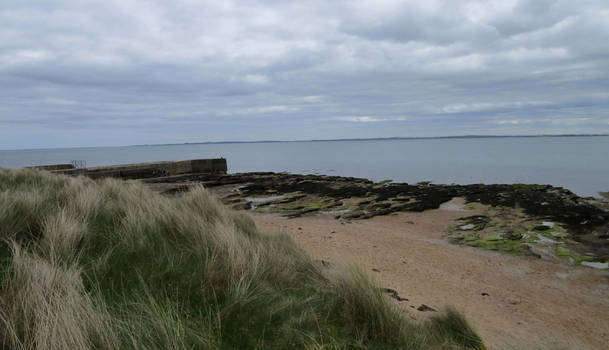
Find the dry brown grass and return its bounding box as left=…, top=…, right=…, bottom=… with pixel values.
left=0, top=168, right=484, bottom=349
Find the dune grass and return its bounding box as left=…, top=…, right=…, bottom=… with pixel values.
left=0, top=168, right=484, bottom=349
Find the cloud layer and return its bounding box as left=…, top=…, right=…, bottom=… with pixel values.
left=1, top=0, right=608, bottom=148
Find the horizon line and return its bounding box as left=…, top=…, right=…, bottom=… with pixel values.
left=3, top=133, right=609, bottom=151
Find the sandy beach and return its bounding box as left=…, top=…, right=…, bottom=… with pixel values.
left=251, top=199, right=609, bottom=350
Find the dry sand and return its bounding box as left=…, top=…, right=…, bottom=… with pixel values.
left=251, top=198, right=609, bottom=350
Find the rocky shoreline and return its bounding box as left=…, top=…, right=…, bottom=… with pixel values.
left=142, top=171, right=609, bottom=265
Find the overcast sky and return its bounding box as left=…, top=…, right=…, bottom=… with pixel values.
left=1, top=0, right=608, bottom=149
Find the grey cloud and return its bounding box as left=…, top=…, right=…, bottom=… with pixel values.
left=340, top=5, right=498, bottom=45
left=489, top=0, right=565, bottom=36
left=1, top=0, right=608, bottom=149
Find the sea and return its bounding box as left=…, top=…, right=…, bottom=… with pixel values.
left=1, top=136, right=608, bottom=198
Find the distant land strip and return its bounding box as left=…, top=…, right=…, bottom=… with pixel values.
left=3, top=134, right=609, bottom=151
left=136, top=133, right=609, bottom=147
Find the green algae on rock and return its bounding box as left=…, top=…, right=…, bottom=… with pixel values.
left=141, top=171, right=609, bottom=265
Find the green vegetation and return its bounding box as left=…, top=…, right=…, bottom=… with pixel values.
left=460, top=234, right=532, bottom=255
left=248, top=194, right=346, bottom=217
left=448, top=204, right=609, bottom=266
left=462, top=202, right=480, bottom=211
left=555, top=246, right=584, bottom=265
left=447, top=206, right=559, bottom=257
left=0, top=168, right=484, bottom=349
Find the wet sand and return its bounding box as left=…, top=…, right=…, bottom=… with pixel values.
left=251, top=200, right=609, bottom=350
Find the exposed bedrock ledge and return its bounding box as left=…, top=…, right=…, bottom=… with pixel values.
left=145, top=172, right=608, bottom=226
left=143, top=172, right=609, bottom=260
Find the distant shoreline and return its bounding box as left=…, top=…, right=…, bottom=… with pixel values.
left=140, top=133, right=609, bottom=147
left=2, top=133, right=609, bottom=152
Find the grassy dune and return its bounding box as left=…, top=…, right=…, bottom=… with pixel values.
left=0, top=168, right=484, bottom=349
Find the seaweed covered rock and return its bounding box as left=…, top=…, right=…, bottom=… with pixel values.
left=143, top=171, right=609, bottom=262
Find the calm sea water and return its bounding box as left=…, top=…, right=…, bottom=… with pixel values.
left=1, top=136, right=608, bottom=197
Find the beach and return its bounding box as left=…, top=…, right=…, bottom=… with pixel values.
left=251, top=201, right=609, bottom=350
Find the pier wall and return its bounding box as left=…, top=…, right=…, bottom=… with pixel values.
left=51, top=158, right=227, bottom=179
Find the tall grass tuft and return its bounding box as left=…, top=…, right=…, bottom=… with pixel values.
left=0, top=167, right=485, bottom=349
